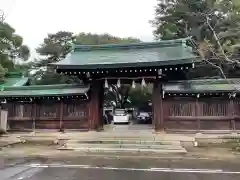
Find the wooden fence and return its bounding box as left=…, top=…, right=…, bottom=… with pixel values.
left=163, top=97, right=240, bottom=131
left=6, top=100, right=88, bottom=130
left=4, top=97, right=240, bottom=131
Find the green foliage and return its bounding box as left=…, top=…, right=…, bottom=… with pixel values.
left=0, top=21, right=30, bottom=80
left=75, top=33, right=141, bottom=45
left=128, top=87, right=151, bottom=107
left=36, top=31, right=74, bottom=63
left=104, top=85, right=152, bottom=108
left=104, top=85, right=131, bottom=108
left=151, top=0, right=240, bottom=42
left=151, top=0, right=240, bottom=53
left=32, top=70, right=81, bottom=85
left=151, top=0, right=240, bottom=78
left=0, top=63, right=6, bottom=83
left=0, top=56, right=14, bottom=72
left=32, top=31, right=75, bottom=85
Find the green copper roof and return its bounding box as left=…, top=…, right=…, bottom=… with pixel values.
left=53, top=38, right=199, bottom=69
left=0, top=84, right=89, bottom=97
left=0, top=72, right=29, bottom=89
left=163, top=79, right=240, bottom=93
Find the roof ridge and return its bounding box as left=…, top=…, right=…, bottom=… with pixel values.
left=74, top=37, right=191, bottom=52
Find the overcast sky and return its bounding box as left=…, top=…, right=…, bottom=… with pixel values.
left=1, top=0, right=157, bottom=52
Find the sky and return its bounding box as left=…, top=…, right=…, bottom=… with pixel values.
left=1, top=0, right=157, bottom=52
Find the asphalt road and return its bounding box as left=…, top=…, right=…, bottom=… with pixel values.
left=1, top=157, right=240, bottom=180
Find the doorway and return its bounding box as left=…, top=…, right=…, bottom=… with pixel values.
left=103, top=82, right=153, bottom=130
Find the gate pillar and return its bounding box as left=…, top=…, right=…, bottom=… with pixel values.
left=88, top=81, right=104, bottom=130
left=152, top=82, right=164, bottom=131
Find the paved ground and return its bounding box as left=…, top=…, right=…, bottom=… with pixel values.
left=0, top=143, right=238, bottom=160
left=3, top=128, right=240, bottom=149
left=1, top=156, right=240, bottom=180
left=1, top=130, right=240, bottom=179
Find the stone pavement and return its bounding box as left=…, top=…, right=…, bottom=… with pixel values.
left=55, top=125, right=189, bottom=153
left=0, top=127, right=192, bottom=154
left=60, top=139, right=187, bottom=154
left=2, top=156, right=240, bottom=180
left=1, top=126, right=240, bottom=154
left=2, top=130, right=240, bottom=144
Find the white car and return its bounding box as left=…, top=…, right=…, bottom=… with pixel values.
left=113, top=109, right=130, bottom=124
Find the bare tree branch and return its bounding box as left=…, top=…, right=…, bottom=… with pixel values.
left=188, top=14, right=240, bottom=95
left=205, top=15, right=237, bottom=64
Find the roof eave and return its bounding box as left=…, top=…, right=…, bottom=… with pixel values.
left=53, top=56, right=201, bottom=70
left=0, top=85, right=90, bottom=98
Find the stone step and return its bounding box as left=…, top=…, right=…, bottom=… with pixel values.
left=65, top=143, right=184, bottom=150
left=59, top=136, right=159, bottom=140
left=65, top=139, right=182, bottom=146
left=58, top=135, right=195, bottom=142
left=58, top=146, right=187, bottom=154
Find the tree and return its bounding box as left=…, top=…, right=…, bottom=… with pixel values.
left=128, top=86, right=152, bottom=109
left=104, top=85, right=132, bottom=108
left=37, top=31, right=74, bottom=63
left=151, top=0, right=240, bottom=80
left=32, top=31, right=78, bottom=85
left=75, top=33, right=141, bottom=45
left=0, top=64, right=5, bottom=83
left=151, top=0, right=239, bottom=41
left=0, top=21, right=30, bottom=77
left=104, top=84, right=152, bottom=109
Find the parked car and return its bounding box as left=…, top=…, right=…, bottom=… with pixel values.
left=136, top=112, right=151, bottom=124
left=113, top=109, right=130, bottom=124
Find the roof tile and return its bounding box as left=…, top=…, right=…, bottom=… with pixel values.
left=54, top=38, right=199, bottom=69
